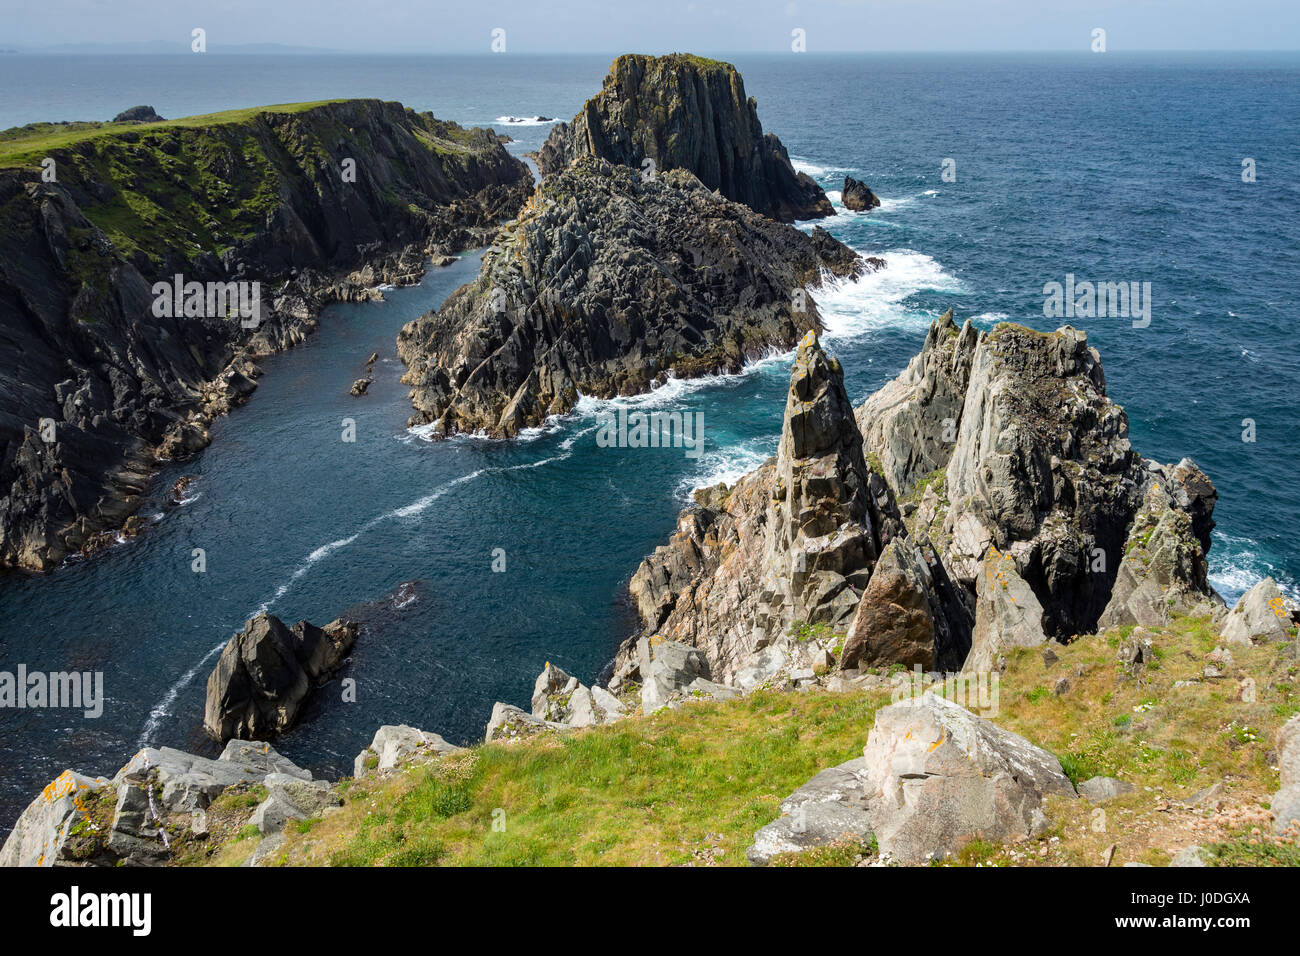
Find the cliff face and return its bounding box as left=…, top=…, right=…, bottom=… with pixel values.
left=396, top=158, right=866, bottom=438
left=615, top=331, right=904, bottom=684
left=537, top=54, right=832, bottom=223
left=620, top=314, right=1220, bottom=685
left=0, top=100, right=532, bottom=570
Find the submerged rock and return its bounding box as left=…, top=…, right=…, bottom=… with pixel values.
left=203, top=612, right=358, bottom=743
left=537, top=53, right=832, bottom=222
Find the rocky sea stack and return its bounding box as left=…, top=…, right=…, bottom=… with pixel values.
left=397, top=159, right=869, bottom=437
left=537, top=54, right=833, bottom=223
left=0, top=99, right=531, bottom=571
left=842, top=176, right=880, bottom=211
left=204, top=612, right=359, bottom=743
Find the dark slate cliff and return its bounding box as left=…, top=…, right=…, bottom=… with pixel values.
left=0, top=99, right=532, bottom=570
left=536, top=54, right=832, bottom=223
left=396, top=158, right=868, bottom=438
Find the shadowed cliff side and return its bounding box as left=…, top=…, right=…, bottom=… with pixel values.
left=0, top=99, right=532, bottom=570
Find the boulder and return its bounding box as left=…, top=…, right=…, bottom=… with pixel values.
left=841, top=534, right=972, bottom=671
left=203, top=613, right=358, bottom=742
left=1170, top=845, right=1208, bottom=867
left=353, top=725, right=461, bottom=777
left=747, top=759, right=875, bottom=865
left=1272, top=714, right=1300, bottom=837
left=590, top=684, right=628, bottom=720
left=251, top=775, right=338, bottom=834
left=484, top=702, right=564, bottom=743
left=860, top=694, right=1075, bottom=863
left=963, top=549, right=1048, bottom=673
left=1221, top=578, right=1297, bottom=646
left=841, top=176, right=881, bottom=212
left=734, top=645, right=790, bottom=692
left=1077, top=776, right=1136, bottom=803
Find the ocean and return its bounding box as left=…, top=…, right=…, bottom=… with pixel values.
left=2, top=52, right=1297, bottom=834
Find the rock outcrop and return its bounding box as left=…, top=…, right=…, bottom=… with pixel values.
left=861, top=318, right=1220, bottom=642
left=112, top=105, right=164, bottom=123
left=841, top=176, right=880, bottom=212
left=855, top=309, right=978, bottom=498
left=203, top=613, right=358, bottom=743
left=748, top=694, right=1076, bottom=865
left=1219, top=577, right=1299, bottom=646
left=530, top=661, right=629, bottom=726
left=537, top=54, right=832, bottom=222
left=353, top=725, right=461, bottom=778
left=397, top=159, right=866, bottom=437
left=628, top=314, right=1218, bottom=689
left=0, top=99, right=531, bottom=571
left=0, top=740, right=322, bottom=867
left=612, top=331, right=902, bottom=686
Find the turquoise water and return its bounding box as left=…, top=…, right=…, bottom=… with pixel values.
left=2, top=53, right=1298, bottom=832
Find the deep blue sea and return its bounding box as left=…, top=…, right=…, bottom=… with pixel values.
left=2, top=53, right=1297, bottom=833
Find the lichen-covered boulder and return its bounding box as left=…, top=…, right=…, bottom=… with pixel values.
left=861, top=694, right=1075, bottom=863
left=1221, top=578, right=1298, bottom=646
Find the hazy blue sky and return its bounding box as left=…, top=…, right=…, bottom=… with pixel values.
left=5, top=0, right=1300, bottom=53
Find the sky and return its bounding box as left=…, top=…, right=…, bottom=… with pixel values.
left=3, top=0, right=1299, bottom=53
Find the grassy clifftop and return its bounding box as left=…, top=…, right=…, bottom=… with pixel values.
left=211, top=610, right=1298, bottom=868
left=0, top=98, right=520, bottom=269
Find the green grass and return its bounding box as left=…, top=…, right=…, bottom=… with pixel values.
left=1205, top=831, right=1300, bottom=866
left=284, top=688, right=889, bottom=867
left=0, top=101, right=346, bottom=167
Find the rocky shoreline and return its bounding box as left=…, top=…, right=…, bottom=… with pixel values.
left=0, top=99, right=532, bottom=571
left=3, top=54, right=1298, bottom=869
left=396, top=53, right=869, bottom=438
left=396, top=158, right=869, bottom=437
left=5, top=320, right=1298, bottom=867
